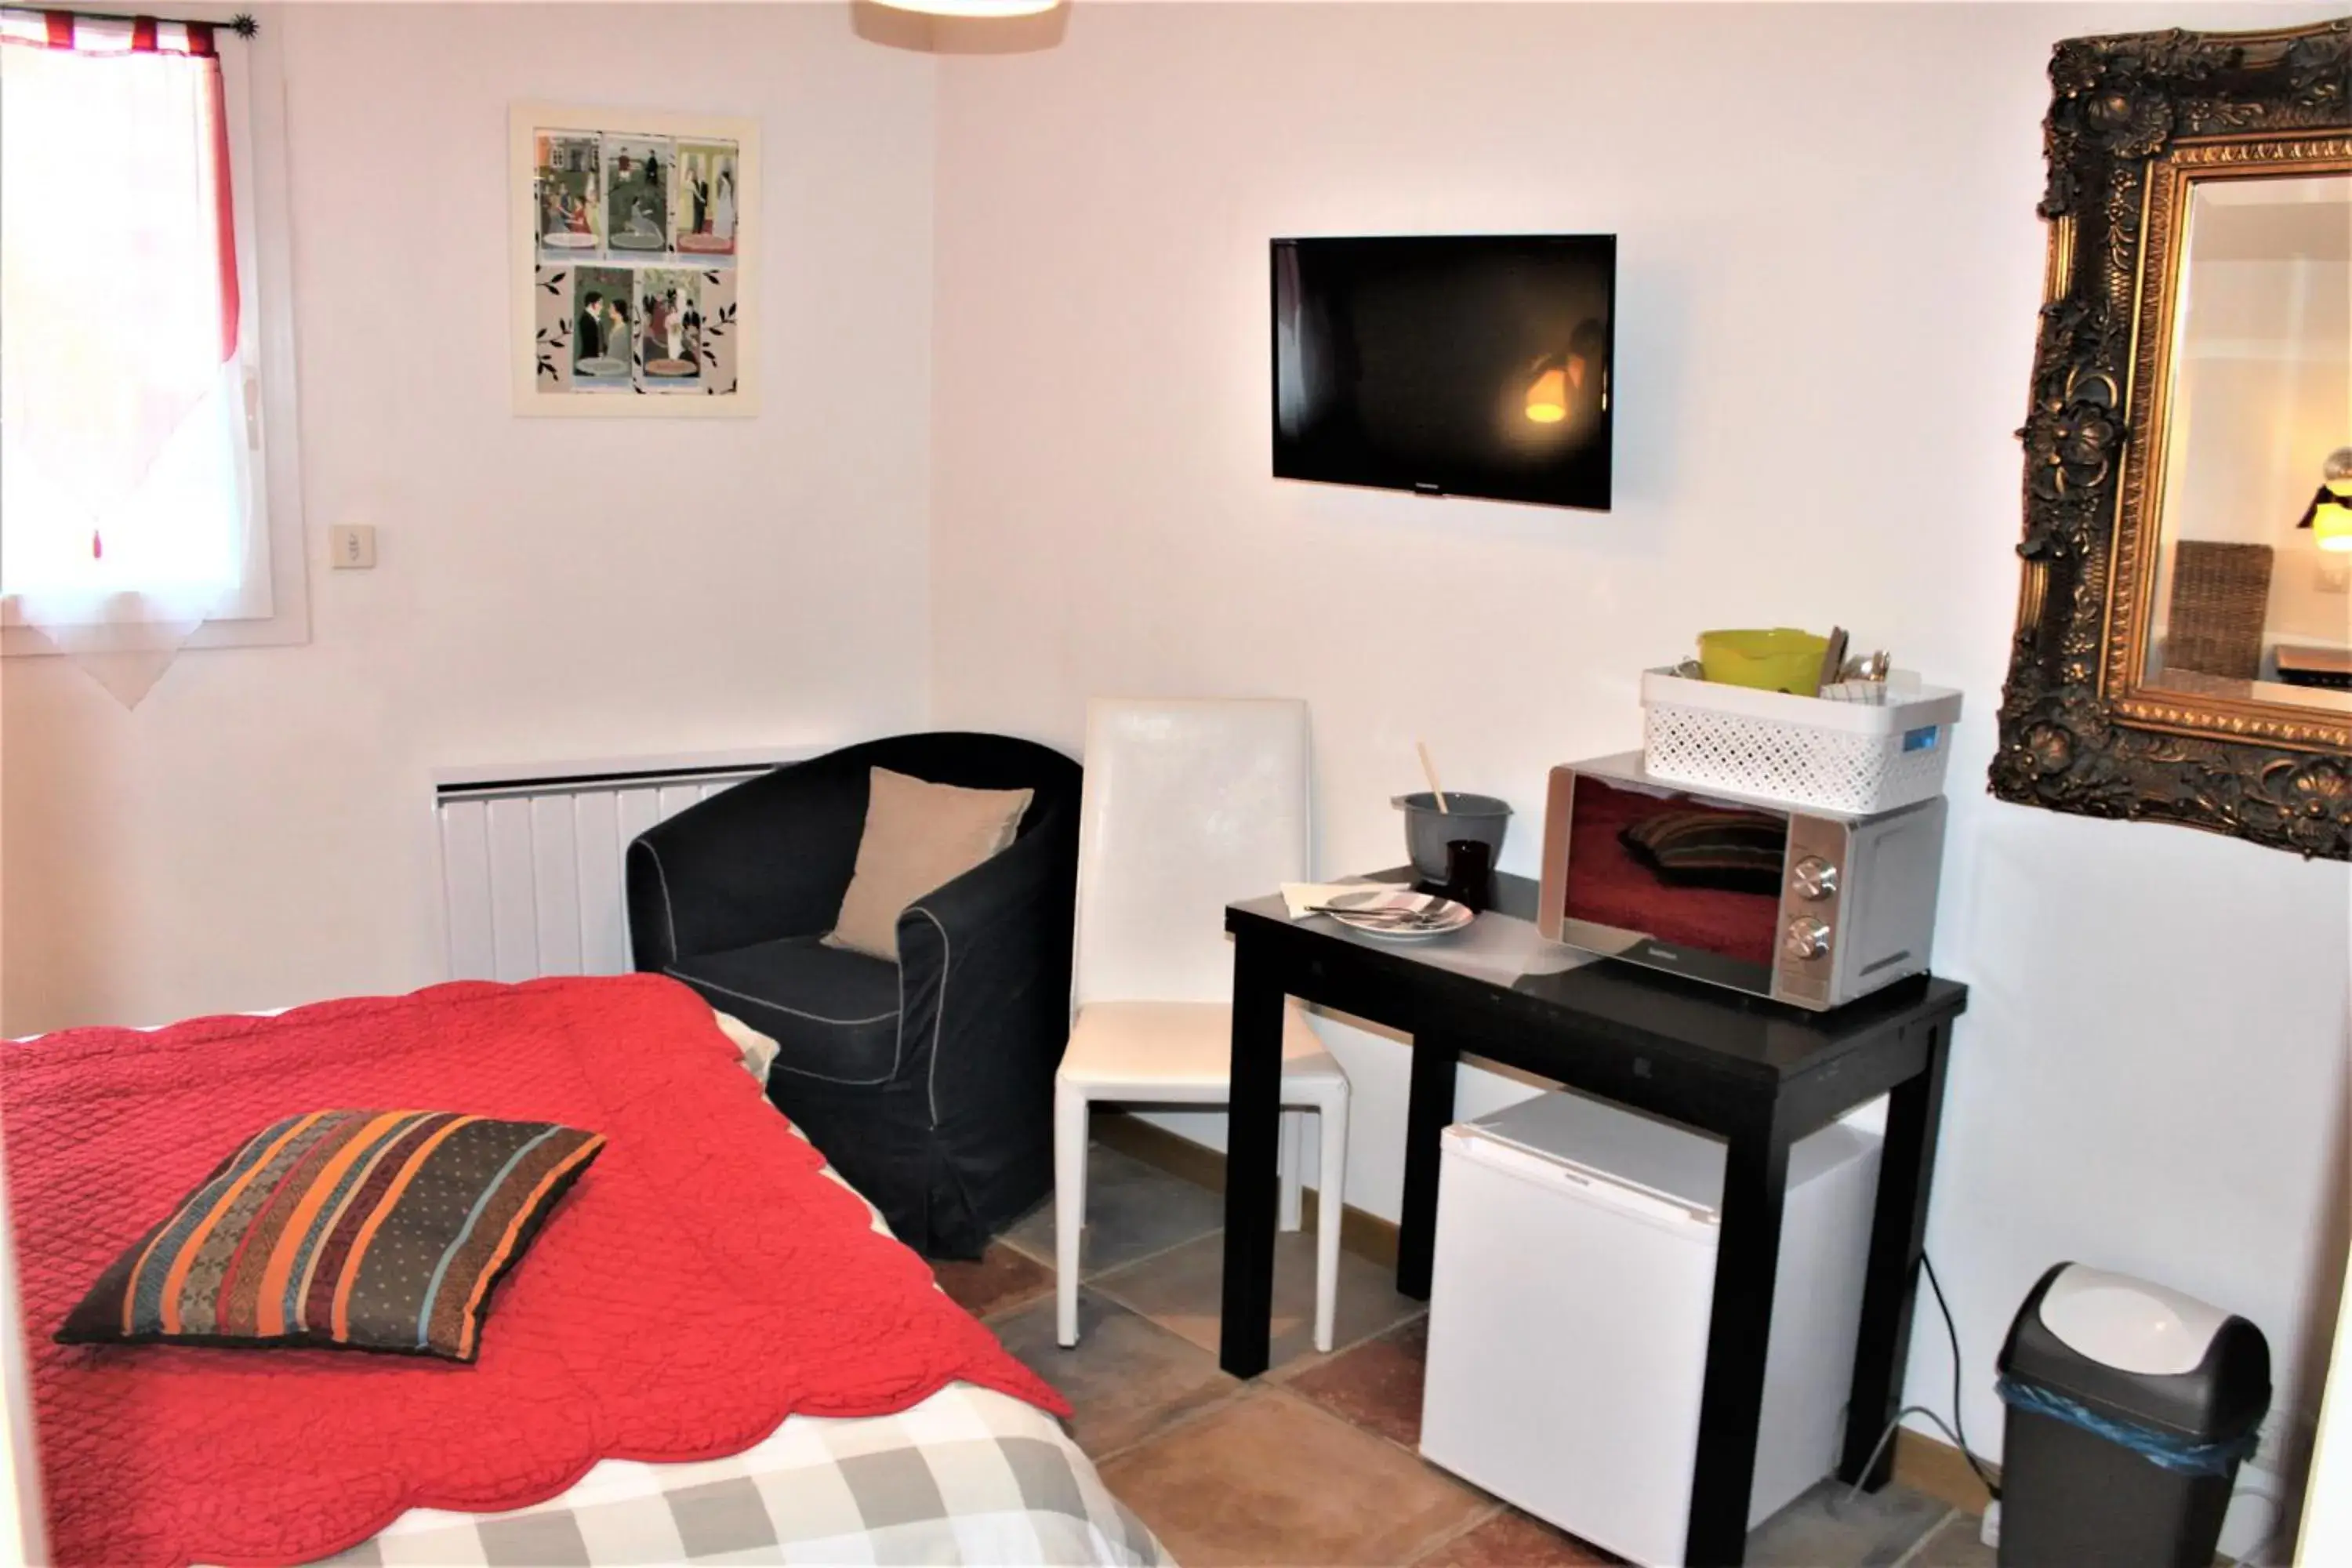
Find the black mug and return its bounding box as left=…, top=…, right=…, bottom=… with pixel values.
left=1441, top=839, right=1494, bottom=913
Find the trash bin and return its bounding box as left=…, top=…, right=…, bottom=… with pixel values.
left=1996, top=1263, right=2270, bottom=1568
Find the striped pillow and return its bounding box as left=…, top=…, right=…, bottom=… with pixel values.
left=58, top=1110, right=604, bottom=1363
left=1619, top=808, right=1788, bottom=895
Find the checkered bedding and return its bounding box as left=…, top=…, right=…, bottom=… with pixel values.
left=308, top=1124, right=1165, bottom=1566
left=324, top=1382, right=1161, bottom=1566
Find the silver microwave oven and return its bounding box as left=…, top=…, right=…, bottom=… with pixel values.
left=1535, top=753, right=1947, bottom=1011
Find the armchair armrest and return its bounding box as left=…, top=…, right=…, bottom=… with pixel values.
left=894, top=797, right=1079, bottom=1112
left=626, top=760, right=871, bottom=971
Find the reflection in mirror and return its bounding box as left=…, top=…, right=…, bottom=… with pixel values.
left=2145, top=172, right=2352, bottom=717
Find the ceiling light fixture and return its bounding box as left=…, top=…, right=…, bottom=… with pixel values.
left=868, top=0, right=1062, bottom=15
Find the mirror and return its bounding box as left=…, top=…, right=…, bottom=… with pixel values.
left=2143, top=172, right=2351, bottom=718
left=1994, top=20, right=2351, bottom=859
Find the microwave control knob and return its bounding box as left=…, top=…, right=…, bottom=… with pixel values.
left=1784, top=916, right=1832, bottom=962
left=1790, top=856, right=1838, bottom=901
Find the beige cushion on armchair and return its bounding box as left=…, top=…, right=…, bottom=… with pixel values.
left=825, top=767, right=1033, bottom=962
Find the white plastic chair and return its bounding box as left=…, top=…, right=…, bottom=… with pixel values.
left=1054, top=698, right=1350, bottom=1351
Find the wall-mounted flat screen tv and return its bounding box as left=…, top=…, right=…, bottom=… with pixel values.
left=1271, top=234, right=1615, bottom=510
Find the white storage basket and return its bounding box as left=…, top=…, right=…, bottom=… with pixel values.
left=1641, top=669, right=1963, bottom=815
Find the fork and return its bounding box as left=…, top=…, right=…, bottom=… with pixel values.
left=1308, top=903, right=1450, bottom=925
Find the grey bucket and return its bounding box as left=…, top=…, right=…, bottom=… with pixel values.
left=1391, top=793, right=1512, bottom=882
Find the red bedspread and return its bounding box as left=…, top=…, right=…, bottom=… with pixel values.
left=2, top=976, right=1069, bottom=1568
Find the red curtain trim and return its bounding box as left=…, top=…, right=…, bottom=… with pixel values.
left=1, top=9, right=223, bottom=55
left=204, top=44, right=238, bottom=361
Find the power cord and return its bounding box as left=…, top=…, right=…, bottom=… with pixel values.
left=1841, top=1403, right=1975, bottom=1509
left=1838, top=1252, right=2002, bottom=1511
left=2228, top=1494, right=2279, bottom=1568
left=1922, top=1251, right=2002, bottom=1502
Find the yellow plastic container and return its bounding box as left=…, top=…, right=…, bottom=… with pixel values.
left=1697, top=629, right=1831, bottom=694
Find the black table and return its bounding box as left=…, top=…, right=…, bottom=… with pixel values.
left=1218, top=871, right=1966, bottom=1567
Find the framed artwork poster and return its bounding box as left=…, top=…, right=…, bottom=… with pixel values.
left=510, top=103, right=757, bottom=416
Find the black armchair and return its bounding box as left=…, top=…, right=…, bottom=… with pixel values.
left=626, top=732, right=1081, bottom=1258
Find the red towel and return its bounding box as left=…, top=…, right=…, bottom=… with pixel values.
left=3, top=975, right=1067, bottom=1567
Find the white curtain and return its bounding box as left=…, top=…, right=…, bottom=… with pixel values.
left=0, top=15, right=251, bottom=706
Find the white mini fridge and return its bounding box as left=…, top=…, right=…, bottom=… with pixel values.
left=1418, top=1090, right=1882, bottom=1567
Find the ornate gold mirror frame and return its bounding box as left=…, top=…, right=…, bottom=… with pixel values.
left=1993, top=20, right=2352, bottom=858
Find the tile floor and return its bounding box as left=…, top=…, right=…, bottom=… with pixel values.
left=934, top=1142, right=1996, bottom=1568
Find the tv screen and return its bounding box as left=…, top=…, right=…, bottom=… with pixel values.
left=1271, top=234, right=1615, bottom=510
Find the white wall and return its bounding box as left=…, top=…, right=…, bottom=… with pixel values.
left=2302, top=1237, right=2352, bottom=1564
left=1, top=4, right=939, bottom=1034
left=927, top=0, right=2352, bottom=1490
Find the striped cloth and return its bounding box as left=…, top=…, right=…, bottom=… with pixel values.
left=59, top=1111, right=604, bottom=1363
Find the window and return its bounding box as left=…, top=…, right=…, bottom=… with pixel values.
left=0, top=7, right=305, bottom=686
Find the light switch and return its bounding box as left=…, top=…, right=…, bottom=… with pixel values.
left=2317, top=554, right=2350, bottom=595
left=329, top=524, right=377, bottom=570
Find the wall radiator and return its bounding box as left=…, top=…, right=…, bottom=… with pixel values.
left=434, top=750, right=808, bottom=982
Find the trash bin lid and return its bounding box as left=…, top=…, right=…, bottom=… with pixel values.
left=1999, top=1262, right=2270, bottom=1444
left=2038, top=1265, right=2231, bottom=1375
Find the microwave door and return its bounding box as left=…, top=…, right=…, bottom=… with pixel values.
left=1555, top=775, right=1788, bottom=1000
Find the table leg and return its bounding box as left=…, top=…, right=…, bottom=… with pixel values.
left=1685, top=1122, right=1791, bottom=1568
left=1218, top=935, right=1288, bottom=1378
left=1838, top=1020, right=1955, bottom=1489
left=1395, top=1033, right=1460, bottom=1301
